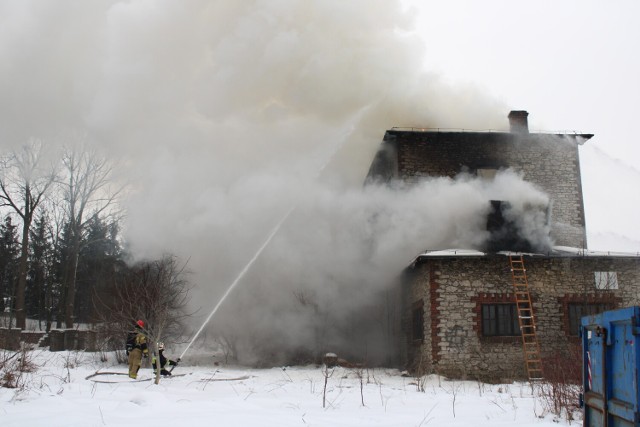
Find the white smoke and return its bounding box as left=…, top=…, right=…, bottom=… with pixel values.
left=0, top=1, right=550, bottom=363
left=194, top=169, right=550, bottom=364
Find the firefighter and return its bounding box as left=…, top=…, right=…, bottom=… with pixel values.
left=126, top=320, right=148, bottom=379
left=152, top=342, right=179, bottom=376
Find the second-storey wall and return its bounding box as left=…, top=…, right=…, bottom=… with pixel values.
left=384, top=131, right=587, bottom=247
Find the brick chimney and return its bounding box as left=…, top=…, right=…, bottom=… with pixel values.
left=508, top=110, right=529, bottom=133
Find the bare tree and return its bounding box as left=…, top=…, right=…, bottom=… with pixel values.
left=94, top=254, right=192, bottom=384
left=322, top=361, right=335, bottom=409
left=58, top=142, right=121, bottom=328
left=0, top=139, right=57, bottom=329
left=212, top=331, right=238, bottom=364
left=353, top=365, right=366, bottom=407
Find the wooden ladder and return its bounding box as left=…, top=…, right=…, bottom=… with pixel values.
left=509, top=255, right=544, bottom=380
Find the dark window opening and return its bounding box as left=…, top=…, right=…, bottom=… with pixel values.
left=482, top=304, right=521, bottom=336
left=476, top=168, right=499, bottom=180
left=412, top=302, right=424, bottom=341
left=567, top=303, right=612, bottom=336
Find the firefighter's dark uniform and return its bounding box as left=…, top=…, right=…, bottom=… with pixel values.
left=152, top=350, right=177, bottom=376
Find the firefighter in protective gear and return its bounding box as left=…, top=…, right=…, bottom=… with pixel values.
left=152, top=342, right=179, bottom=376
left=126, top=320, right=148, bottom=379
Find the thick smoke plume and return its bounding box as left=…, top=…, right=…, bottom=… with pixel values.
left=0, top=1, right=551, bottom=364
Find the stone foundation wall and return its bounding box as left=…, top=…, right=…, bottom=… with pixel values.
left=405, top=255, right=640, bottom=381
left=20, top=331, right=46, bottom=345
left=0, top=328, right=21, bottom=351
left=0, top=328, right=100, bottom=352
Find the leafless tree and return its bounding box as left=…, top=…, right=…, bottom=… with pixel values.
left=0, top=139, right=57, bottom=329
left=213, top=331, right=238, bottom=364
left=322, top=362, right=335, bottom=408
left=94, top=254, right=192, bottom=384
left=353, top=366, right=366, bottom=406
left=58, top=141, right=121, bottom=328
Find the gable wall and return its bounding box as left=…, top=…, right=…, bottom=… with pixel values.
left=388, top=131, right=586, bottom=247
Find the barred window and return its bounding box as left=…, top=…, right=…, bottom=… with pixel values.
left=594, top=272, right=618, bottom=290
left=482, top=304, right=521, bottom=336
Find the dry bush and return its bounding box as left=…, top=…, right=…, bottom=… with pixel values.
left=114, top=349, right=128, bottom=364
left=91, top=323, right=128, bottom=363
left=1, top=345, right=37, bottom=389
left=214, top=333, right=238, bottom=365
left=535, top=344, right=583, bottom=422
left=93, top=254, right=192, bottom=368
left=406, top=351, right=431, bottom=392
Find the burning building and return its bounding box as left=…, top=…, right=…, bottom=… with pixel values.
left=367, top=111, right=640, bottom=381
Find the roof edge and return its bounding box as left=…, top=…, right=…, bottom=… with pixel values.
left=409, top=246, right=640, bottom=267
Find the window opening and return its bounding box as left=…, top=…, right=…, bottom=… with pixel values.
left=412, top=301, right=424, bottom=341
left=477, top=168, right=498, bottom=180
left=594, top=271, right=618, bottom=290
left=482, top=303, right=521, bottom=336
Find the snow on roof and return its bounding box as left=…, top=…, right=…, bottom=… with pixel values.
left=410, top=246, right=640, bottom=266
left=552, top=246, right=640, bottom=257
left=415, top=249, right=487, bottom=257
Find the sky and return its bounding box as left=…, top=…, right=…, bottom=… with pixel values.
left=0, top=350, right=580, bottom=427
left=404, top=0, right=640, bottom=253
left=0, top=0, right=638, bottom=363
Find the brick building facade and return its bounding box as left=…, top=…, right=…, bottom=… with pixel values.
left=367, top=111, right=640, bottom=380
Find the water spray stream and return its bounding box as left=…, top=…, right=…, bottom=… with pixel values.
left=176, top=204, right=295, bottom=361
left=176, top=113, right=366, bottom=363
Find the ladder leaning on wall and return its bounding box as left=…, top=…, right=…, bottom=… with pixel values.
left=509, top=255, right=544, bottom=380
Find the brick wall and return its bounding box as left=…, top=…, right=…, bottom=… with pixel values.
left=404, top=255, right=640, bottom=381
left=384, top=131, right=587, bottom=247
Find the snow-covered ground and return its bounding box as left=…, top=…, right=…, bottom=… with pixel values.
left=1, top=350, right=579, bottom=427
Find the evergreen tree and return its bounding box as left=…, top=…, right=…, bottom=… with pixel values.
left=0, top=215, right=19, bottom=317
left=75, top=215, right=122, bottom=323
left=52, top=221, right=73, bottom=329
left=26, top=213, right=53, bottom=329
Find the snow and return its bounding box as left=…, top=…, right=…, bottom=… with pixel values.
left=414, top=246, right=640, bottom=259
left=552, top=246, right=640, bottom=257
left=415, top=249, right=487, bottom=257
left=1, top=350, right=579, bottom=427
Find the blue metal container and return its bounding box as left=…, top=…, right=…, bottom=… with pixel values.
left=581, top=306, right=640, bottom=426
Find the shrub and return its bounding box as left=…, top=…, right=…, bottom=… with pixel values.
left=0, top=345, right=37, bottom=389
left=535, top=344, right=582, bottom=422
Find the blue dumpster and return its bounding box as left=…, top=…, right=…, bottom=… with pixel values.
left=581, top=306, right=640, bottom=426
